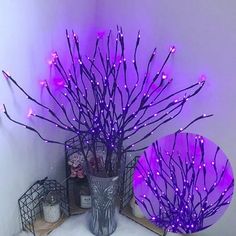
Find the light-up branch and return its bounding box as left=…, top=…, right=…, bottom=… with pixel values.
left=2, top=27, right=211, bottom=177
left=134, top=132, right=234, bottom=234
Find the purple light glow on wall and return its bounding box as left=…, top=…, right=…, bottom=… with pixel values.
left=133, top=132, right=234, bottom=234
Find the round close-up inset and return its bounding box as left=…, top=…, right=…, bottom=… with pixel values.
left=133, top=132, right=234, bottom=234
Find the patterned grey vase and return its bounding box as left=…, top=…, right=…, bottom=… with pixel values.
left=88, top=175, right=119, bottom=236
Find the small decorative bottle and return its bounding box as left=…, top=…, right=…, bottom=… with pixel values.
left=42, top=191, right=61, bottom=223
left=74, top=176, right=91, bottom=208
left=79, top=176, right=91, bottom=208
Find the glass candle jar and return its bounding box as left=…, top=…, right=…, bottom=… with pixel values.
left=42, top=191, right=61, bottom=223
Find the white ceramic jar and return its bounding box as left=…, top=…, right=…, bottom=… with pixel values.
left=43, top=203, right=60, bottom=223
left=42, top=191, right=61, bottom=223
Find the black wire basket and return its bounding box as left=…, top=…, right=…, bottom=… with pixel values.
left=18, top=177, right=69, bottom=236
left=119, top=156, right=164, bottom=236
left=119, top=156, right=139, bottom=211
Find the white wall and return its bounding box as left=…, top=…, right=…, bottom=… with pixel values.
left=95, top=1, right=236, bottom=235
left=0, top=1, right=96, bottom=235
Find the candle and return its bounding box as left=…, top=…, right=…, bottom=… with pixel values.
left=43, top=191, right=61, bottom=223
left=130, top=197, right=144, bottom=218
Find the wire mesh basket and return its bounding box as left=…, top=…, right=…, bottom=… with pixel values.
left=119, top=156, right=139, bottom=210
left=119, top=156, right=164, bottom=236
left=18, top=177, right=69, bottom=236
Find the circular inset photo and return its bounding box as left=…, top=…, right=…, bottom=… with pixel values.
left=133, top=132, right=234, bottom=234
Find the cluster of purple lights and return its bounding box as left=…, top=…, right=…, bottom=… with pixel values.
left=134, top=132, right=234, bottom=233
left=2, top=27, right=211, bottom=177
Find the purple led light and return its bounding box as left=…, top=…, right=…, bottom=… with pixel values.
left=3, top=71, right=11, bottom=79
left=162, top=73, right=167, bottom=80
left=199, top=75, right=206, bottom=83
left=170, top=46, right=176, bottom=53
left=39, top=80, right=47, bottom=87
left=27, top=108, right=33, bottom=118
